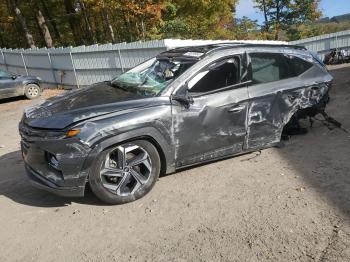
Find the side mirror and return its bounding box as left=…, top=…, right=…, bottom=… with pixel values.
left=172, top=85, right=193, bottom=109
left=11, top=75, right=17, bottom=80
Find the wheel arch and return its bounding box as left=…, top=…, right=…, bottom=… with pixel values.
left=81, top=127, right=176, bottom=183
left=23, top=81, right=41, bottom=92
left=139, top=135, right=168, bottom=176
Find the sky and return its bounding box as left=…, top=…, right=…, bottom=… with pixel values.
left=236, top=0, right=350, bottom=23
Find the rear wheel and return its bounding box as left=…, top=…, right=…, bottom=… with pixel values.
left=89, top=140, right=160, bottom=204
left=24, top=84, right=41, bottom=99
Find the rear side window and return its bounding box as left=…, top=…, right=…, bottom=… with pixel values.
left=249, top=53, right=313, bottom=84
left=286, top=55, right=313, bottom=76
left=249, top=53, right=290, bottom=84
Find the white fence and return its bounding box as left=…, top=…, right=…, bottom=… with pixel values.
left=0, top=40, right=169, bottom=88
left=0, top=39, right=285, bottom=88
left=290, top=30, right=350, bottom=60
left=1, top=32, right=349, bottom=88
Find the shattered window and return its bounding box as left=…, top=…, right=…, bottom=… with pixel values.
left=250, top=53, right=289, bottom=84
left=286, top=56, right=313, bottom=76
left=188, top=57, right=240, bottom=93
left=111, top=58, right=196, bottom=96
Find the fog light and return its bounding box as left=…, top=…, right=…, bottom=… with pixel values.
left=47, top=152, right=59, bottom=170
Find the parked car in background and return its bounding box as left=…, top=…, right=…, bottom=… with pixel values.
left=323, top=48, right=350, bottom=65
left=19, top=43, right=332, bottom=204
left=0, top=69, right=42, bottom=100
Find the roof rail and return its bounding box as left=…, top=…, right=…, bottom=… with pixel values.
left=206, top=43, right=307, bottom=53
left=158, top=42, right=307, bottom=60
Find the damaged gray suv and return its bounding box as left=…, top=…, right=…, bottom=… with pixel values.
left=19, top=43, right=332, bottom=204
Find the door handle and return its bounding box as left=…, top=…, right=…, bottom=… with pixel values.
left=228, top=105, right=246, bottom=113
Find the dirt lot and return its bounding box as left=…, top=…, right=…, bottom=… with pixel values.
left=0, top=65, right=350, bottom=262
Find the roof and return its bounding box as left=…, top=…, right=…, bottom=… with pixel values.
left=157, top=42, right=306, bottom=60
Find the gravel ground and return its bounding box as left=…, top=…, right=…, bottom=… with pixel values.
left=0, top=65, right=349, bottom=262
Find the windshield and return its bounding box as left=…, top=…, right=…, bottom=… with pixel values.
left=110, top=58, right=196, bottom=96
left=0, top=69, right=14, bottom=78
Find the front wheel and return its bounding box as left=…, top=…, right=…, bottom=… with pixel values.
left=89, top=140, right=161, bottom=204
left=24, top=84, right=41, bottom=99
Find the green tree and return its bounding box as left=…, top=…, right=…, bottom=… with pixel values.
left=162, top=0, right=238, bottom=39
left=254, top=0, right=322, bottom=40
left=63, top=0, right=84, bottom=45
left=8, top=0, right=36, bottom=48
left=0, top=0, right=240, bottom=48
left=32, top=0, right=53, bottom=48
left=234, top=16, right=261, bottom=40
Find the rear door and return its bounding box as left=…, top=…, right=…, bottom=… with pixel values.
left=245, top=51, right=316, bottom=150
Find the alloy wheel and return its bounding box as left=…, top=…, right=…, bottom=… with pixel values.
left=100, top=143, right=152, bottom=196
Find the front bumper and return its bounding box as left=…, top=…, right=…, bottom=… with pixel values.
left=19, top=122, right=93, bottom=197
left=25, top=164, right=85, bottom=197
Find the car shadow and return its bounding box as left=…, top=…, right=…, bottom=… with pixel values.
left=0, top=150, right=107, bottom=207
left=0, top=96, right=27, bottom=104
left=276, top=65, right=350, bottom=219
left=277, top=126, right=350, bottom=219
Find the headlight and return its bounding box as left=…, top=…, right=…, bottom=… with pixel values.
left=65, top=129, right=80, bottom=138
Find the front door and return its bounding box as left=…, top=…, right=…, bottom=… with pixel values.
left=172, top=55, right=249, bottom=167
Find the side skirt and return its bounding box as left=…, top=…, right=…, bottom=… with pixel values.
left=174, top=142, right=280, bottom=172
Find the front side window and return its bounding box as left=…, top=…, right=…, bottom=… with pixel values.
left=249, top=53, right=290, bottom=84
left=111, top=58, right=196, bottom=96
left=188, top=57, right=240, bottom=94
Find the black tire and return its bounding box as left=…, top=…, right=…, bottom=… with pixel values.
left=89, top=140, right=161, bottom=204
left=24, top=84, right=41, bottom=99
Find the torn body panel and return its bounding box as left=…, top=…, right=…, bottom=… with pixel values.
left=245, top=66, right=332, bottom=150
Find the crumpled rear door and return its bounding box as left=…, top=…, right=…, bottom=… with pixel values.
left=245, top=51, right=331, bottom=150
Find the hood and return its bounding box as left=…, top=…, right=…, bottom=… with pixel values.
left=16, top=75, right=40, bottom=81
left=23, top=82, right=163, bottom=129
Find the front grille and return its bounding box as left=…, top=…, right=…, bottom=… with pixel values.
left=19, top=122, right=64, bottom=141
